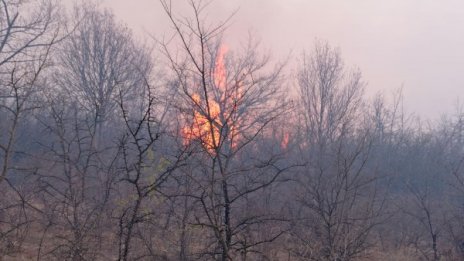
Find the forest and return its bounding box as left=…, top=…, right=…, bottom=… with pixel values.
left=1, top=0, right=464, bottom=260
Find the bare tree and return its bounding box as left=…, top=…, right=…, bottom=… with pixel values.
left=402, top=182, right=446, bottom=261
left=56, top=3, right=152, bottom=148
left=113, top=76, right=186, bottom=261
left=33, top=98, right=118, bottom=260
left=0, top=0, right=60, bottom=184
left=290, top=41, right=388, bottom=260
left=2, top=1, right=463, bottom=260
left=0, top=0, right=61, bottom=257
left=159, top=1, right=292, bottom=259
left=431, top=105, right=464, bottom=260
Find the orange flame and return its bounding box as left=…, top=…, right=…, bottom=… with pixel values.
left=182, top=94, right=221, bottom=152
left=214, top=45, right=228, bottom=91
left=281, top=132, right=289, bottom=150
left=182, top=45, right=240, bottom=154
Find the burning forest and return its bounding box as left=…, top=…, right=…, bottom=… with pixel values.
left=0, top=0, right=463, bottom=260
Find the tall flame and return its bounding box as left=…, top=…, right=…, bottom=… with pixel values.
left=281, top=132, right=290, bottom=150
left=214, top=45, right=228, bottom=91
left=182, top=45, right=238, bottom=154
left=182, top=46, right=287, bottom=153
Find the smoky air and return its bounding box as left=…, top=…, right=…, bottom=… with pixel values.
left=0, top=1, right=461, bottom=260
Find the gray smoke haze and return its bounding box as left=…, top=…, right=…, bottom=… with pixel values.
left=96, top=0, right=464, bottom=119
left=4, top=1, right=464, bottom=259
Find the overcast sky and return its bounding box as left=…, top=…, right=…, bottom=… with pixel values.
left=91, top=0, right=464, bottom=119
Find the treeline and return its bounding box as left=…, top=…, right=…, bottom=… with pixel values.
left=1, top=1, right=464, bottom=260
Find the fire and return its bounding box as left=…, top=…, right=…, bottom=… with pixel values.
left=281, top=132, right=289, bottom=150
left=182, top=93, right=221, bottom=152
left=214, top=45, right=228, bottom=91
left=182, top=45, right=287, bottom=153
left=182, top=45, right=241, bottom=154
